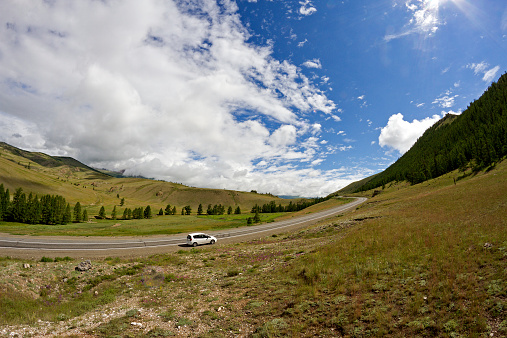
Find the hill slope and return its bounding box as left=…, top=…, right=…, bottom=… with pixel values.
left=0, top=143, right=301, bottom=211
left=353, top=72, right=507, bottom=192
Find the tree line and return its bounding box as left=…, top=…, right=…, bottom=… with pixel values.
left=250, top=197, right=329, bottom=214
left=356, top=72, right=507, bottom=192
left=0, top=183, right=332, bottom=226
left=0, top=185, right=74, bottom=225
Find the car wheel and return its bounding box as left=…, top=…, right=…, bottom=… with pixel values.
left=210, top=240, right=215, bottom=244
left=192, top=242, right=198, bottom=247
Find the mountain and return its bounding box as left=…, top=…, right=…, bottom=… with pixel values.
left=349, top=72, right=507, bottom=193
left=0, top=142, right=303, bottom=211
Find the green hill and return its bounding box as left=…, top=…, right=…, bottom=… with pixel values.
left=0, top=142, right=302, bottom=213
left=352, top=72, right=507, bottom=193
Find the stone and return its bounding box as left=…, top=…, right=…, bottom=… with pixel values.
left=75, top=260, right=92, bottom=271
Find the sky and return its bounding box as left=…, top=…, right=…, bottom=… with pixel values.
left=0, top=0, right=505, bottom=198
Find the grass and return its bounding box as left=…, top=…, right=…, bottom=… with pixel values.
left=0, top=160, right=505, bottom=336
left=0, top=211, right=289, bottom=236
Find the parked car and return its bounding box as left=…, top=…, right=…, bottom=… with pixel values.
left=186, top=233, right=217, bottom=247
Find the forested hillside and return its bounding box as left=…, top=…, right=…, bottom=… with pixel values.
left=356, top=72, right=507, bottom=192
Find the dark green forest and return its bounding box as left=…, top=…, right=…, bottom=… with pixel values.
left=357, top=72, right=507, bottom=192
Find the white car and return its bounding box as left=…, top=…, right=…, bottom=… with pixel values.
left=186, top=233, right=217, bottom=247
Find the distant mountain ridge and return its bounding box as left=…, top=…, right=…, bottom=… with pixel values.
left=0, top=142, right=106, bottom=175
left=342, top=72, right=507, bottom=193
left=0, top=142, right=303, bottom=211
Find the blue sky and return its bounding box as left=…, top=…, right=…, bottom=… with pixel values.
left=0, top=0, right=505, bottom=197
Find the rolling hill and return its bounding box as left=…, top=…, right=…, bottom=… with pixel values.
left=344, top=72, right=507, bottom=194
left=0, top=142, right=302, bottom=213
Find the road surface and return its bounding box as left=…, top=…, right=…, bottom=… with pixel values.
left=0, top=197, right=366, bottom=258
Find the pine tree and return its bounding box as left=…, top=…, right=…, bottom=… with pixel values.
left=10, top=188, right=26, bottom=223
left=62, top=203, right=72, bottom=224
left=197, top=204, right=203, bottom=215
left=82, top=209, right=88, bottom=222
left=253, top=211, right=261, bottom=223
left=144, top=205, right=152, bottom=219
left=172, top=206, right=176, bottom=215
left=165, top=204, right=172, bottom=215
left=158, top=208, right=164, bottom=216
left=74, top=202, right=82, bottom=223
left=120, top=198, right=125, bottom=206
left=98, top=206, right=106, bottom=219
left=111, top=206, right=117, bottom=220
left=0, top=184, right=5, bottom=221
left=234, top=206, right=241, bottom=214
left=227, top=206, right=232, bottom=215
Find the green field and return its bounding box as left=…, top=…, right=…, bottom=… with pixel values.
left=0, top=212, right=285, bottom=236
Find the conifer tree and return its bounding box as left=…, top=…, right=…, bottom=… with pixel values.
left=82, top=209, right=88, bottom=222
left=111, top=206, right=117, bottom=220
left=62, top=203, right=72, bottom=224
left=197, top=204, right=203, bottom=215
left=98, top=206, right=106, bottom=219
left=11, top=188, right=27, bottom=223
left=144, top=205, right=152, bottom=219
left=253, top=211, right=261, bottom=223
left=74, top=202, right=82, bottom=223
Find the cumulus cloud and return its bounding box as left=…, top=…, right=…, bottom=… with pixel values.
left=0, top=0, right=344, bottom=197
left=299, top=0, right=317, bottom=16
left=303, top=59, right=322, bottom=69
left=378, top=113, right=441, bottom=154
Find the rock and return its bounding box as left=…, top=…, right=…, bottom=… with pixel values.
left=23, top=263, right=30, bottom=269
left=75, top=260, right=92, bottom=271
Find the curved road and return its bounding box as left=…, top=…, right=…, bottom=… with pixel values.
left=0, top=197, right=366, bottom=258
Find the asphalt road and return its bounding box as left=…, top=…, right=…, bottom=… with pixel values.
left=0, top=197, right=366, bottom=259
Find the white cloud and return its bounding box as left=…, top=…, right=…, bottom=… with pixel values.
left=303, top=59, right=322, bottom=69
left=432, top=91, right=458, bottom=108
left=385, top=0, right=443, bottom=42
left=378, top=113, right=441, bottom=154
left=299, top=0, right=317, bottom=16
left=483, top=66, right=500, bottom=83
left=467, top=62, right=501, bottom=83
left=330, top=114, right=342, bottom=122
left=298, top=39, right=308, bottom=47
left=0, top=0, right=341, bottom=197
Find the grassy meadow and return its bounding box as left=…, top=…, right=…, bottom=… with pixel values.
left=0, top=160, right=505, bottom=336
left=0, top=143, right=304, bottom=221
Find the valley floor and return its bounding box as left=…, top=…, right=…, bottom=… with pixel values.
left=1, top=161, right=506, bottom=337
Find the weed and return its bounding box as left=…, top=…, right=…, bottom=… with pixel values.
left=158, top=309, right=175, bottom=322
left=176, top=317, right=194, bottom=327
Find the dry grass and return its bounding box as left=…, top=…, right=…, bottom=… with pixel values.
left=0, top=160, right=506, bottom=337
